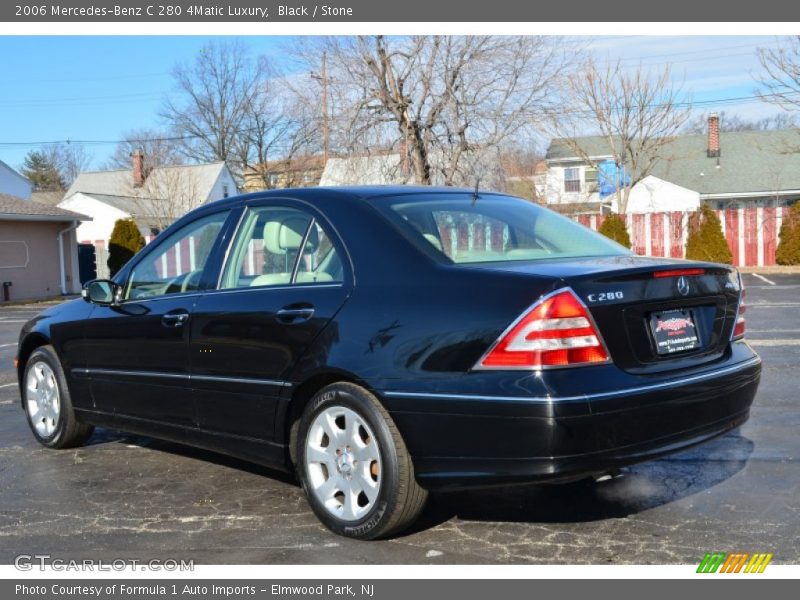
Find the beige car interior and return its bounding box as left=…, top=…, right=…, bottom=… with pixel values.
left=248, top=215, right=335, bottom=287
left=421, top=231, right=553, bottom=262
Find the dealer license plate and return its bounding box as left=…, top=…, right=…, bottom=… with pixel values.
left=650, top=309, right=700, bottom=355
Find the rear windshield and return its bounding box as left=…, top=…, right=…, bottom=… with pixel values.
left=377, top=193, right=630, bottom=264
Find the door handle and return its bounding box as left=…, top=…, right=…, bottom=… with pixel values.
left=162, top=310, right=190, bottom=328
left=276, top=305, right=315, bottom=324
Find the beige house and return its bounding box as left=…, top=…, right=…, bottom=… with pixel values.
left=0, top=193, right=90, bottom=302
left=242, top=154, right=326, bottom=192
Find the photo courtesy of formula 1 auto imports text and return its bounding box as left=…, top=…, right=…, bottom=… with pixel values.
left=0, top=0, right=798, bottom=596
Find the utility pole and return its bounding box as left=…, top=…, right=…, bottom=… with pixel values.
left=320, top=51, right=330, bottom=162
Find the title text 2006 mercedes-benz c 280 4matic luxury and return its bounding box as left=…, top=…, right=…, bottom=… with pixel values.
left=16, top=187, right=761, bottom=539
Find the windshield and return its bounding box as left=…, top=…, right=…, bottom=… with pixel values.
left=377, top=193, right=630, bottom=264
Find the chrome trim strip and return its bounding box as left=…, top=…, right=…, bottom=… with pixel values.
left=73, top=368, right=291, bottom=388
left=382, top=356, right=762, bottom=404
left=77, top=368, right=189, bottom=380
left=203, top=283, right=344, bottom=297
left=291, top=218, right=315, bottom=284
left=118, top=292, right=205, bottom=306
left=192, top=374, right=291, bottom=387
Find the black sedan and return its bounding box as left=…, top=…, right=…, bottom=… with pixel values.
left=15, top=187, right=761, bottom=539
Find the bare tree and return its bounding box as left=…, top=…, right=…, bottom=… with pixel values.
left=235, top=88, right=321, bottom=190
left=549, top=59, right=691, bottom=214
left=683, top=110, right=796, bottom=134
left=293, top=35, right=575, bottom=188
left=161, top=40, right=311, bottom=183
left=27, top=142, right=93, bottom=189
left=129, top=166, right=203, bottom=234
left=105, top=128, right=184, bottom=171
left=500, top=144, right=545, bottom=202
left=757, top=36, right=800, bottom=112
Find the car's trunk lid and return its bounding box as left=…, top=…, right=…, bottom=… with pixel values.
left=462, top=255, right=742, bottom=374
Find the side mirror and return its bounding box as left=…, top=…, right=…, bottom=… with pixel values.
left=82, top=279, right=121, bottom=306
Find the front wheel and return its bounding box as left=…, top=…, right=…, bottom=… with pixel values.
left=296, top=382, right=428, bottom=539
left=23, top=346, right=94, bottom=449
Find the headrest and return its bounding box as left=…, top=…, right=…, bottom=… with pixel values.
left=263, top=216, right=316, bottom=256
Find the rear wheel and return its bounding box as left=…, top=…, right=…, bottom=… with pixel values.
left=296, top=382, right=428, bottom=539
left=23, top=346, right=94, bottom=449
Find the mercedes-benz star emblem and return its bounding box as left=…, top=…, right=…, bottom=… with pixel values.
left=677, top=276, right=690, bottom=297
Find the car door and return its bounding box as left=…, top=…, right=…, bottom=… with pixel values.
left=189, top=201, right=352, bottom=442
left=83, top=210, right=233, bottom=426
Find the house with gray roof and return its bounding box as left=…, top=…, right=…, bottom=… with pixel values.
left=544, top=114, right=800, bottom=214
left=58, top=151, right=237, bottom=248
left=0, top=192, right=90, bottom=300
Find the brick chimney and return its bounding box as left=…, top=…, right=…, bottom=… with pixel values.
left=707, top=113, right=720, bottom=158
left=131, top=149, right=146, bottom=187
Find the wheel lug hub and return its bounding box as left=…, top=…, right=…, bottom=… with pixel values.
left=335, top=447, right=355, bottom=478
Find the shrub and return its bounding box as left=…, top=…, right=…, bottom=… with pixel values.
left=597, top=213, right=631, bottom=249
left=776, top=202, right=800, bottom=265
left=107, top=218, right=145, bottom=277
left=685, top=205, right=732, bottom=264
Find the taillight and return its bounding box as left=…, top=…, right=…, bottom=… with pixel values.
left=475, top=288, right=610, bottom=370
left=733, top=288, right=746, bottom=340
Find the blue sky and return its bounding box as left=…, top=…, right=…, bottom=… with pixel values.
left=0, top=35, right=791, bottom=171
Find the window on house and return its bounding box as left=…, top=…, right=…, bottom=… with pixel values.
left=564, top=168, right=581, bottom=193
left=584, top=168, right=598, bottom=190
left=223, top=184, right=229, bottom=198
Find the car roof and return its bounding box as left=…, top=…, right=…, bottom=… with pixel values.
left=208, top=185, right=509, bottom=210
left=180, top=185, right=514, bottom=230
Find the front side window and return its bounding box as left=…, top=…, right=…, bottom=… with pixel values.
left=220, top=206, right=343, bottom=290
left=379, top=193, right=629, bottom=264
left=125, top=211, right=229, bottom=300
left=564, top=167, right=581, bottom=193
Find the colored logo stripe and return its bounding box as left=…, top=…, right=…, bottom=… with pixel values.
left=697, top=552, right=773, bottom=573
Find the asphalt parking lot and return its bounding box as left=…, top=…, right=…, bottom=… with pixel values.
left=1, top=275, right=798, bottom=565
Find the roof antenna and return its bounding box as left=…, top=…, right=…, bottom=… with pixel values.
left=471, top=177, right=481, bottom=205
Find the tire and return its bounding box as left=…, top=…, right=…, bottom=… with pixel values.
left=22, top=346, right=94, bottom=449
left=296, top=382, right=428, bottom=539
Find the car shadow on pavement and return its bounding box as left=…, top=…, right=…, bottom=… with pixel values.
left=83, top=427, right=753, bottom=535
left=88, top=428, right=299, bottom=486
left=409, top=431, right=755, bottom=531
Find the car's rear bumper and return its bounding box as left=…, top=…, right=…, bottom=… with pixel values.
left=381, top=350, right=761, bottom=491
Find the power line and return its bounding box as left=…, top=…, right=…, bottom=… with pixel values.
left=0, top=89, right=796, bottom=150
left=612, top=41, right=767, bottom=62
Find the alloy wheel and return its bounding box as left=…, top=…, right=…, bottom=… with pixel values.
left=26, top=361, right=61, bottom=438
left=304, top=405, right=382, bottom=521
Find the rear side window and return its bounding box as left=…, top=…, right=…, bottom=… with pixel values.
left=220, top=206, right=343, bottom=289
left=380, top=194, right=629, bottom=264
